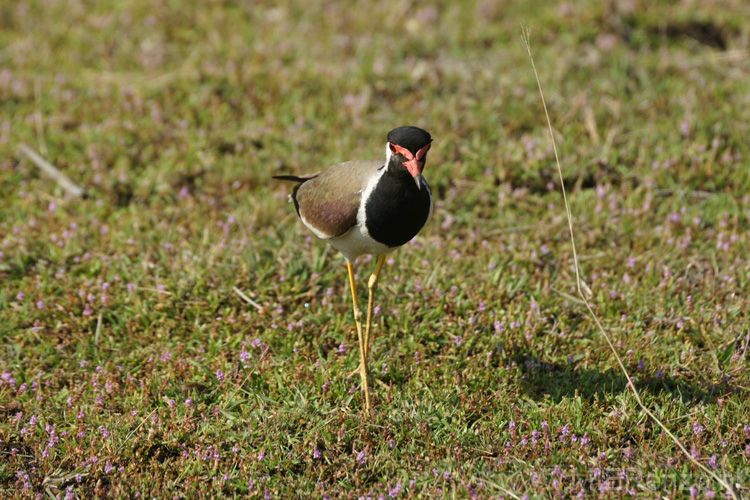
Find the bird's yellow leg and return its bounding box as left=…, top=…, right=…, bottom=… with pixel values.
left=364, top=255, right=386, bottom=358
left=347, top=261, right=370, bottom=411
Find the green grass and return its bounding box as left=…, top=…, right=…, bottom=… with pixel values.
left=2, top=0, right=750, bottom=498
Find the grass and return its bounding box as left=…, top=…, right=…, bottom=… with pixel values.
left=2, top=0, right=750, bottom=498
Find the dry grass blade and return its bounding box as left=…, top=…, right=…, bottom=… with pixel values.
left=521, top=25, right=742, bottom=500
left=232, top=286, right=264, bottom=312
left=18, top=143, right=87, bottom=198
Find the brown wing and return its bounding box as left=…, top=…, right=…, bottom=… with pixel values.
left=293, top=159, right=384, bottom=239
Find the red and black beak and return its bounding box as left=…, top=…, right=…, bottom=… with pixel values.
left=389, top=142, right=432, bottom=189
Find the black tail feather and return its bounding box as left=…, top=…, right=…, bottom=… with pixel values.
left=272, top=173, right=318, bottom=183
left=272, top=175, right=305, bottom=182
left=273, top=174, right=314, bottom=217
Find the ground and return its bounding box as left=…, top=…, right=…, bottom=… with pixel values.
left=1, top=0, right=750, bottom=498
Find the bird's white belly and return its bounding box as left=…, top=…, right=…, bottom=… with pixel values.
left=326, top=225, right=395, bottom=262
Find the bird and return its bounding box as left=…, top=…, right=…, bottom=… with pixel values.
left=274, top=126, right=434, bottom=410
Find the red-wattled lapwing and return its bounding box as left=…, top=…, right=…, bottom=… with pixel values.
left=274, top=126, right=433, bottom=410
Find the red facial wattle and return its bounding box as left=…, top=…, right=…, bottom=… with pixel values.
left=389, top=142, right=431, bottom=178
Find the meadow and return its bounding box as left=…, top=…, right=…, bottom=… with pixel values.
left=2, top=0, right=750, bottom=498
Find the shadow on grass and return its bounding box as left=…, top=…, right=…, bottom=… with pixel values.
left=508, top=349, right=744, bottom=405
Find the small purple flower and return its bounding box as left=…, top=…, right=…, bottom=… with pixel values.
left=313, top=446, right=321, bottom=459
left=388, top=481, right=402, bottom=498
left=257, top=452, right=265, bottom=462
left=692, top=422, right=704, bottom=436
left=708, top=454, right=719, bottom=470
left=455, top=336, right=462, bottom=346
left=356, top=449, right=366, bottom=465
left=681, top=119, right=690, bottom=137
left=216, top=369, right=224, bottom=382
left=443, top=470, right=451, bottom=480
left=338, top=343, right=346, bottom=353
left=36, top=300, right=45, bottom=310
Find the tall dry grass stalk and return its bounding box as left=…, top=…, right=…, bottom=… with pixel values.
left=521, top=25, right=740, bottom=500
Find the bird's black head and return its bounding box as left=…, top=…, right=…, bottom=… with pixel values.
left=387, top=126, right=432, bottom=154
left=385, top=126, right=433, bottom=187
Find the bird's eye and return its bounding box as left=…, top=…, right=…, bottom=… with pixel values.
left=388, top=143, right=397, bottom=154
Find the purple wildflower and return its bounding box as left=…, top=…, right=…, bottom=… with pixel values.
left=388, top=481, right=402, bottom=498
left=693, top=422, right=704, bottom=436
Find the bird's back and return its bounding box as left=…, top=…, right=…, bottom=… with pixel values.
left=292, top=159, right=385, bottom=240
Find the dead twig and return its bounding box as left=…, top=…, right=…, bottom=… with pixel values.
left=233, top=286, right=264, bottom=312
left=18, top=143, right=87, bottom=198
left=522, top=25, right=741, bottom=500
